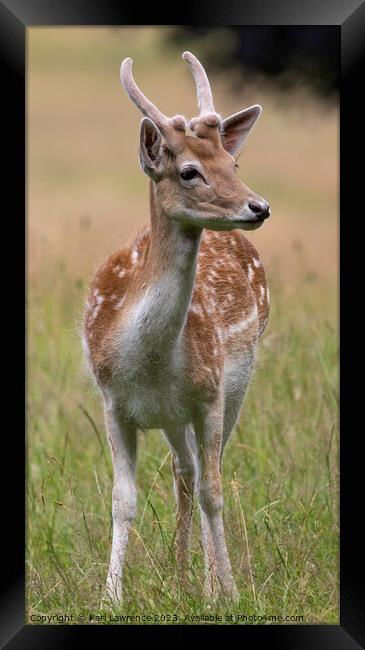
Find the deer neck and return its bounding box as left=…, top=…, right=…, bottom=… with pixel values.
left=127, top=181, right=201, bottom=357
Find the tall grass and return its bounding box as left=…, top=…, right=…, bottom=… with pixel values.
left=26, top=260, right=338, bottom=624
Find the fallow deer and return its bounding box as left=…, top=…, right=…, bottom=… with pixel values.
left=83, top=51, right=271, bottom=603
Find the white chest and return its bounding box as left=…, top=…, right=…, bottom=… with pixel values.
left=109, top=325, right=191, bottom=429
left=110, top=367, right=191, bottom=429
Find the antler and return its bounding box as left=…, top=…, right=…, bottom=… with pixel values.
left=182, top=51, right=221, bottom=138
left=182, top=51, right=215, bottom=116
left=121, top=52, right=222, bottom=145
left=120, top=58, right=186, bottom=149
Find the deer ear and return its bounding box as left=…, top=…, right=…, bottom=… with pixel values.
left=139, top=117, right=168, bottom=180
left=220, top=105, right=262, bottom=159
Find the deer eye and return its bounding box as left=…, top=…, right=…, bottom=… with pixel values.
left=180, top=167, right=198, bottom=181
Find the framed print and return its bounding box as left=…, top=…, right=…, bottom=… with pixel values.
left=1, top=1, right=364, bottom=647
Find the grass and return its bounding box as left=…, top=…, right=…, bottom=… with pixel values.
left=26, top=27, right=339, bottom=625
left=26, top=262, right=338, bottom=625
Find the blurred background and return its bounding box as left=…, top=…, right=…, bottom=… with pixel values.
left=27, top=27, right=339, bottom=622
left=28, top=26, right=338, bottom=287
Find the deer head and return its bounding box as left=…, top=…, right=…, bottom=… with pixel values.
left=120, top=52, right=270, bottom=231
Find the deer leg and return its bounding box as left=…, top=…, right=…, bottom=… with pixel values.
left=221, top=352, right=255, bottom=458
left=199, top=508, right=220, bottom=596
left=194, top=400, right=239, bottom=602
left=103, top=398, right=137, bottom=604
left=198, top=398, right=241, bottom=597
left=199, top=395, right=242, bottom=599
left=202, top=358, right=254, bottom=599
left=163, top=426, right=196, bottom=589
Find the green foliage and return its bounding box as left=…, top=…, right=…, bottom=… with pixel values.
left=27, top=269, right=338, bottom=625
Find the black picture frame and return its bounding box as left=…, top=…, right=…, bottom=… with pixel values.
left=2, top=1, right=364, bottom=647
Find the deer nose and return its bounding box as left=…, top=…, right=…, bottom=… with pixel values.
left=248, top=200, right=271, bottom=220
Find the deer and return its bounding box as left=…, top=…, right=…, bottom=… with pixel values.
left=83, top=51, right=271, bottom=604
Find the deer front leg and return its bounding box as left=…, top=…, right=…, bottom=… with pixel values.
left=194, top=401, right=239, bottom=602
left=164, top=426, right=196, bottom=591
left=103, top=398, right=137, bottom=605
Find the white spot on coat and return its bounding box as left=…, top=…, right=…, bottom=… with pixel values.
left=114, top=295, right=127, bottom=310
left=259, top=285, right=265, bottom=304
left=190, top=303, right=203, bottom=316
left=221, top=306, right=258, bottom=341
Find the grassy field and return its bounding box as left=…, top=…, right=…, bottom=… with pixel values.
left=27, top=28, right=339, bottom=624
